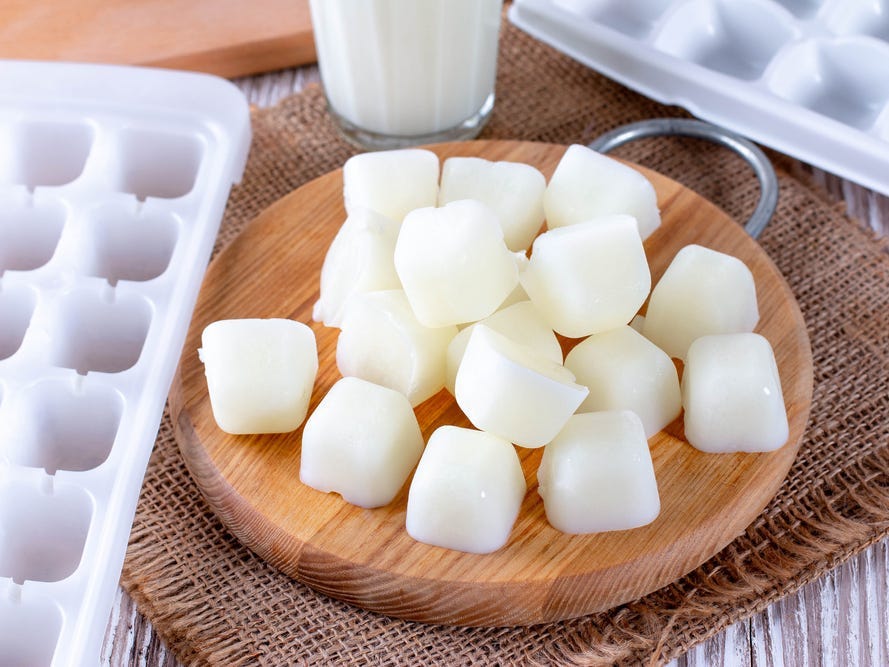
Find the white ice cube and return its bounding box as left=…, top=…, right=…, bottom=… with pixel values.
left=394, top=199, right=519, bottom=327
left=543, top=144, right=660, bottom=239
left=445, top=300, right=562, bottom=395
left=520, top=215, right=651, bottom=338
left=537, top=411, right=660, bottom=534
left=682, top=333, right=789, bottom=453
left=493, top=251, right=531, bottom=312
left=336, top=290, right=456, bottom=407
left=405, top=425, right=526, bottom=554
left=643, top=244, right=759, bottom=361
left=495, top=283, right=531, bottom=313
left=199, top=318, right=317, bottom=434
left=300, top=377, right=424, bottom=508
left=343, top=148, right=439, bottom=222
left=439, top=156, right=546, bottom=252
left=455, top=325, right=588, bottom=448
left=312, top=208, right=401, bottom=327
left=565, top=325, right=681, bottom=438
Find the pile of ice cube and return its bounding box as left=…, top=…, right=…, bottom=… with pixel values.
left=199, top=145, right=789, bottom=554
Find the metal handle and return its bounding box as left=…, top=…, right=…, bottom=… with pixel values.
left=587, top=118, right=778, bottom=239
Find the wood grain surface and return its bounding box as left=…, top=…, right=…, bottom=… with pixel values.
left=0, top=0, right=315, bottom=78
left=168, top=140, right=813, bottom=627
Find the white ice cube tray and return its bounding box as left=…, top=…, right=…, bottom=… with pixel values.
left=509, top=0, right=889, bottom=197
left=0, top=61, right=250, bottom=666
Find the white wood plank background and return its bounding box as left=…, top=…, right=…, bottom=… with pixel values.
left=101, top=67, right=889, bottom=667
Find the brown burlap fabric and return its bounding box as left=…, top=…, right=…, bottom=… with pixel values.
left=121, top=18, right=889, bottom=666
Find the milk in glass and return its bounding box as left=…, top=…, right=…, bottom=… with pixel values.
left=309, top=0, right=503, bottom=149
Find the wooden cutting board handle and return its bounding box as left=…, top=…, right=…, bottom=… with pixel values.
left=0, top=0, right=315, bottom=78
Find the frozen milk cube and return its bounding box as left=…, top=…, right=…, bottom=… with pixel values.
left=439, top=156, right=546, bottom=252
left=343, top=148, right=439, bottom=222
left=682, top=333, right=789, bottom=453
left=199, top=318, right=318, bottom=434
left=643, top=244, right=759, bottom=361
left=445, top=300, right=562, bottom=395
left=498, top=279, right=530, bottom=312
left=544, top=144, right=661, bottom=239
left=312, top=208, right=401, bottom=327
left=565, top=325, right=681, bottom=438
left=394, top=199, right=519, bottom=327
left=336, top=290, right=457, bottom=406
left=455, top=325, right=588, bottom=448
left=405, top=426, right=526, bottom=554
left=520, top=215, right=651, bottom=338
left=537, top=411, right=660, bottom=534
left=300, top=377, right=424, bottom=508
left=494, top=251, right=531, bottom=311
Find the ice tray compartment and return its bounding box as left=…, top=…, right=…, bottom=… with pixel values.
left=0, top=480, right=93, bottom=584
left=0, top=594, right=63, bottom=667
left=48, top=289, right=152, bottom=375
left=553, top=0, right=673, bottom=39
left=653, top=0, right=798, bottom=80
left=79, top=202, right=179, bottom=284
left=509, top=0, right=889, bottom=196
left=0, top=120, right=94, bottom=190
left=0, top=380, right=123, bottom=474
left=0, top=194, right=67, bottom=274
left=767, top=38, right=889, bottom=131
left=823, top=0, right=889, bottom=41
left=772, top=0, right=823, bottom=19
left=0, top=61, right=250, bottom=667
left=0, top=284, right=36, bottom=361
left=112, top=127, right=204, bottom=201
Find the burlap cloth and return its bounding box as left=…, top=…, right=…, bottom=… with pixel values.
left=121, top=17, right=889, bottom=666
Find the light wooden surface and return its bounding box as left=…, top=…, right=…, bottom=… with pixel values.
left=103, top=68, right=889, bottom=665
left=0, top=0, right=315, bottom=78
left=170, top=140, right=812, bottom=626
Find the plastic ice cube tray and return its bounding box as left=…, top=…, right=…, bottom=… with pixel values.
left=509, top=0, right=889, bottom=197
left=0, top=61, right=250, bottom=666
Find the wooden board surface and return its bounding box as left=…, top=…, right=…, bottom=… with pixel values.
left=0, top=0, right=315, bottom=79
left=170, top=140, right=813, bottom=627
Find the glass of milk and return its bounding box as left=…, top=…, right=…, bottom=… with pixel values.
left=309, top=0, right=503, bottom=150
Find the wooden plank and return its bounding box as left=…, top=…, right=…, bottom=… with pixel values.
left=678, top=620, right=752, bottom=666
left=865, top=541, right=889, bottom=666
left=102, top=588, right=176, bottom=667
left=0, top=0, right=315, bottom=78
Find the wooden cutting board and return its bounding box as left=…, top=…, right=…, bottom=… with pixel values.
left=0, top=0, right=315, bottom=78
left=170, top=140, right=813, bottom=626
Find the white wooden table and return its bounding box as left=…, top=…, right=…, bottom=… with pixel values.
left=101, top=67, right=889, bottom=667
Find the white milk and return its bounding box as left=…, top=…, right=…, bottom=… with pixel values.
left=309, top=0, right=502, bottom=144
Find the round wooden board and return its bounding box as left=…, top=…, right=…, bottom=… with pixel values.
left=171, top=140, right=813, bottom=627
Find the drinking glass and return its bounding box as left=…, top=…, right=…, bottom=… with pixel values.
left=309, top=0, right=503, bottom=150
